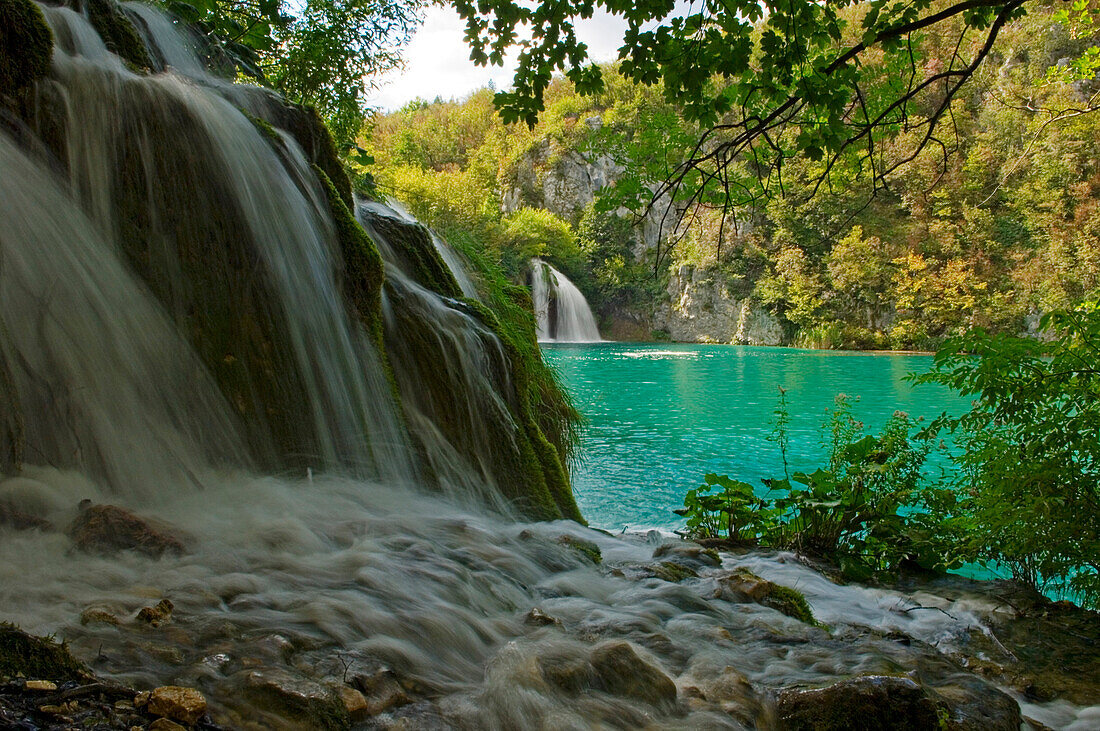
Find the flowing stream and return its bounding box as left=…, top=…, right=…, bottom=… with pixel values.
left=0, top=3, right=1096, bottom=728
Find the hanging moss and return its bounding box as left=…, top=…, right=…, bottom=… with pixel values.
left=366, top=214, right=462, bottom=299
left=311, top=165, right=386, bottom=349
left=85, top=0, right=152, bottom=71
left=460, top=297, right=584, bottom=523
left=0, top=0, right=53, bottom=98
left=0, top=624, right=89, bottom=681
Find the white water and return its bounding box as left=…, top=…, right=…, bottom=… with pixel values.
left=0, top=3, right=1095, bottom=728
left=530, top=258, right=601, bottom=342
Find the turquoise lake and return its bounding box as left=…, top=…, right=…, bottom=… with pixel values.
left=543, top=343, right=967, bottom=532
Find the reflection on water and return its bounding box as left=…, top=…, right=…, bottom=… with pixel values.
left=543, top=343, right=966, bottom=531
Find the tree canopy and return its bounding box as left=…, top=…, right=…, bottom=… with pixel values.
left=455, top=0, right=1097, bottom=243
left=161, top=0, right=422, bottom=147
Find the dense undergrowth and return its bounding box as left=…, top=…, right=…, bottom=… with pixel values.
left=679, top=300, right=1100, bottom=608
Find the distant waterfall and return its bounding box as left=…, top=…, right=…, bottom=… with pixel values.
left=530, top=258, right=602, bottom=342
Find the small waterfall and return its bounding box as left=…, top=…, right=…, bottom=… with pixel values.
left=530, top=258, right=601, bottom=342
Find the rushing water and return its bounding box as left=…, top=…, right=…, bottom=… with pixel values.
left=543, top=343, right=968, bottom=531
left=2, top=3, right=1096, bottom=727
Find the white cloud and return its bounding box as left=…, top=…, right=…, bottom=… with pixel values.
left=366, top=5, right=630, bottom=112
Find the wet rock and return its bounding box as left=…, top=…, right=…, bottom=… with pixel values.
left=353, top=669, right=411, bottom=716
left=776, top=675, right=939, bottom=730
left=238, top=668, right=349, bottom=729
left=653, top=542, right=721, bottom=569
left=538, top=652, right=595, bottom=694
left=718, top=568, right=816, bottom=624
left=649, top=561, right=699, bottom=582
left=149, top=718, right=188, bottom=731
left=80, top=606, right=121, bottom=626
left=67, top=502, right=186, bottom=557
left=928, top=676, right=1021, bottom=731
left=524, top=607, right=561, bottom=627
left=590, top=641, right=677, bottom=705
left=555, top=534, right=602, bottom=564
left=136, top=599, right=174, bottom=626
left=337, top=685, right=370, bottom=722
left=0, top=502, right=50, bottom=531
left=147, top=685, right=207, bottom=726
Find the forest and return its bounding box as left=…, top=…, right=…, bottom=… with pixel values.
left=366, top=2, right=1100, bottom=350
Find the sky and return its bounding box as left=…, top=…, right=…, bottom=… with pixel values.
left=365, top=5, right=634, bottom=112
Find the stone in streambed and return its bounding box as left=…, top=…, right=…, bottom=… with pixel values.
left=776, top=675, right=939, bottom=730
left=590, top=641, right=677, bottom=705
left=0, top=502, right=50, bottom=531
left=718, top=567, right=816, bottom=624
left=80, top=606, right=121, bottom=626
left=653, top=541, right=721, bottom=569
left=147, top=685, right=207, bottom=726
left=136, top=598, right=174, bottom=626
left=237, top=668, right=349, bottom=729
left=67, top=501, right=186, bottom=557
left=353, top=669, right=411, bottom=716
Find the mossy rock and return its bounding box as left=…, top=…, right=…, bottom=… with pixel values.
left=364, top=213, right=462, bottom=299
left=556, top=534, right=602, bottom=564
left=650, top=561, right=698, bottom=582
left=721, top=568, right=816, bottom=624
left=260, top=100, right=352, bottom=208
left=311, top=165, right=386, bottom=349
left=0, top=0, right=53, bottom=97
left=0, top=624, right=90, bottom=682
left=86, top=0, right=152, bottom=70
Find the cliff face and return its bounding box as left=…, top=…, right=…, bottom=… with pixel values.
left=503, top=121, right=781, bottom=344
left=654, top=266, right=785, bottom=345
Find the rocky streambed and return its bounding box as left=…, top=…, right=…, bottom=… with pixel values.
left=1, top=481, right=1097, bottom=730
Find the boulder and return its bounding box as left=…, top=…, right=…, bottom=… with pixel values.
left=146, top=685, right=207, bottom=726
left=67, top=501, right=186, bottom=557
left=0, top=502, right=50, bottom=531
left=776, top=675, right=939, bottom=731
left=719, top=568, right=816, bottom=624
left=80, top=606, right=121, bottom=626
left=237, top=668, right=349, bottom=730
left=653, top=542, right=721, bottom=569
left=590, top=641, right=677, bottom=705
left=0, top=0, right=53, bottom=97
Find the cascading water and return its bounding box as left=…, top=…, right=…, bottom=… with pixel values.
left=530, top=258, right=602, bottom=343
left=0, top=2, right=1096, bottom=728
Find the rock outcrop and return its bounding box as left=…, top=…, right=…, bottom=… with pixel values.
left=654, top=265, right=785, bottom=345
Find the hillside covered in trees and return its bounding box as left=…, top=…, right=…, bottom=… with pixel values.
left=368, top=1, right=1100, bottom=349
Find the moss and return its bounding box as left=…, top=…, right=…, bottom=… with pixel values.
left=461, top=297, right=584, bottom=522
left=651, top=561, right=698, bottom=582
left=0, top=0, right=53, bottom=98
left=366, top=214, right=462, bottom=299
left=246, top=111, right=283, bottom=148
left=764, top=583, right=816, bottom=625
left=0, top=624, right=90, bottom=681
left=311, top=165, right=386, bottom=349
left=557, top=535, right=602, bottom=565
left=86, top=0, right=152, bottom=70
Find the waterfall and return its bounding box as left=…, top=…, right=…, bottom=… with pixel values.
left=530, top=258, right=602, bottom=342
left=0, top=4, right=1082, bottom=728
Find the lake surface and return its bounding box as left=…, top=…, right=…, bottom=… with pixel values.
left=543, top=343, right=967, bottom=532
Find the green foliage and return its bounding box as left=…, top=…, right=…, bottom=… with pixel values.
left=678, top=394, right=943, bottom=578
left=916, top=300, right=1100, bottom=606
left=160, top=0, right=420, bottom=148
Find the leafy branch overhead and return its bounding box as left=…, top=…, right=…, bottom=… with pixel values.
left=161, top=0, right=422, bottom=147
left=455, top=0, right=1079, bottom=264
